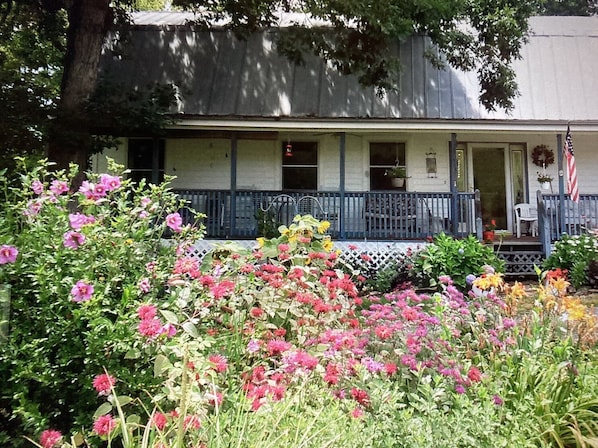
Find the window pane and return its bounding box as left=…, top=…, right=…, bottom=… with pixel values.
left=282, top=141, right=318, bottom=165
left=283, top=167, right=317, bottom=190
left=282, top=141, right=317, bottom=190
left=128, top=139, right=165, bottom=183
left=370, top=142, right=406, bottom=191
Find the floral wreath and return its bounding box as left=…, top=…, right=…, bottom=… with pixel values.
left=531, top=144, right=554, bottom=167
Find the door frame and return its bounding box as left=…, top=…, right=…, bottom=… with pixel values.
left=466, top=143, right=514, bottom=232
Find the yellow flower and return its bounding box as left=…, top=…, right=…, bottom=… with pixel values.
left=322, top=237, right=333, bottom=252
left=561, top=296, right=586, bottom=321
left=548, top=277, right=569, bottom=295
left=509, top=281, right=528, bottom=300
left=473, top=273, right=503, bottom=291
left=317, top=221, right=331, bottom=234
left=256, top=237, right=265, bottom=248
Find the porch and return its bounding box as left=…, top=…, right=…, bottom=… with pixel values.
left=174, top=189, right=479, bottom=241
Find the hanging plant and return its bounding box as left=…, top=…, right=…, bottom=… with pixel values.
left=531, top=144, right=555, bottom=167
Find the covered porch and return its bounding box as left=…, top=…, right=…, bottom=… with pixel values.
left=175, top=189, right=480, bottom=240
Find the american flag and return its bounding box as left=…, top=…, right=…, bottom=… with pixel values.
left=564, top=126, right=579, bottom=203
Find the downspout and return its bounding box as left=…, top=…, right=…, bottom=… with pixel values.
left=339, top=132, right=346, bottom=240
left=230, top=133, right=238, bottom=237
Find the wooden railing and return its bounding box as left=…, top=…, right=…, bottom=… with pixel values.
left=174, top=189, right=479, bottom=240
left=537, top=191, right=598, bottom=254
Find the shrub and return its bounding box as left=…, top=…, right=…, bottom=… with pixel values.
left=0, top=159, right=204, bottom=445
left=543, top=232, right=598, bottom=287
left=411, top=232, right=505, bottom=290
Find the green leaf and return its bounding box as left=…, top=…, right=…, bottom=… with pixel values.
left=154, top=354, right=169, bottom=377
left=112, top=395, right=133, bottom=407
left=160, top=309, right=179, bottom=324
left=182, top=321, right=199, bottom=338
left=124, top=348, right=141, bottom=359
left=93, top=402, right=113, bottom=419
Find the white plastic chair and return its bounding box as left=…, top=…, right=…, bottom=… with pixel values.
left=514, top=203, right=538, bottom=238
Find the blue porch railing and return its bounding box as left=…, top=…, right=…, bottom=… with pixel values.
left=537, top=191, right=598, bottom=253
left=174, top=189, right=479, bottom=240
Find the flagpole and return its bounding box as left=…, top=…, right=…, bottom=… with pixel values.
left=556, top=132, right=565, bottom=232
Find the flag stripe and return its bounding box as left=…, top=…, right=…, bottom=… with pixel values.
left=564, top=126, right=579, bottom=203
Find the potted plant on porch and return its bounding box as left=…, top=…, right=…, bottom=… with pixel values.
left=537, top=171, right=553, bottom=190
left=385, top=166, right=408, bottom=187
left=483, top=219, right=496, bottom=243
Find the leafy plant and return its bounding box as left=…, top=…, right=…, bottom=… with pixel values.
left=411, top=233, right=505, bottom=290
left=543, top=232, right=598, bottom=287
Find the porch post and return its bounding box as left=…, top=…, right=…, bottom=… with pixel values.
left=229, top=133, right=238, bottom=236
left=151, top=137, right=160, bottom=184
left=339, top=132, right=346, bottom=240
left=556, top=133, right=565, bottom=232
left=449, top=133, right=459, bottom=235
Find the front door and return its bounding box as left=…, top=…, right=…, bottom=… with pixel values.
left=472, top=146, right=508, bottom=230
left=457, top=143, right=528, bottom=233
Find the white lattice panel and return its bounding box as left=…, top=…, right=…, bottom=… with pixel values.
left=185, top=239, right=427, bottom=271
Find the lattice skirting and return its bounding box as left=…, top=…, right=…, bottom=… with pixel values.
left=497, top=251, right=545, bottom=275
left=185, top=239, right=427, bottom=271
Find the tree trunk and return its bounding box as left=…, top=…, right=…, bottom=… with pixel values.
left=47, top=0, right=111, bottom=180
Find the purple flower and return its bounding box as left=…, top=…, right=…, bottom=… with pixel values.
left=138, top=277, right=151, bottom=293
left=49, top=180, right=69, bottom=196
left=31, top=180, right=44, bottom=195
left=493, top=394, right=504, bottom=406
left=63, top=231, right=86, bottom=249
left=466, top=274, right=477, bottom=285
left=71, top=280, right=94, bottom=302
left=69, top=213, right=96, bottom=230
left=0, top=245, right=18, bottom=264
left=165, top=213, right=183, bottom=233
left=99, top=174, right=121, bottom=191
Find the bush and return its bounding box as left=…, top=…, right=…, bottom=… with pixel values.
left=0, top=159, right=203, bottom=445
left=411, top=232, right=505, bottom=290
left=543, top=232, right=598, bottom=287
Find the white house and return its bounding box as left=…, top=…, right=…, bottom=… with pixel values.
left=95, top=12, right=598, bottom=260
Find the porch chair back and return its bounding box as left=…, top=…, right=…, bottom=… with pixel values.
left=514, top=203, right=538, bottom=238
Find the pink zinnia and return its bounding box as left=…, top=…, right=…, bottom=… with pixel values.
left=152, top=412, right=168, bottom=430
left=0, top=245, right=18, bottom=264
left=165, top=212, right=183, bottom=233
left=137, top=304, right=157, bottom=320
left=208, top=354, right=228, bottom=373
left=63, top=231, right=86, bottom=249
left=138, top=318, right=162, bottom=337
left=70, top=280, right=94, bottom=302
left=92, top=373, right=116, bottom=396
left=467, top=366, right=483, bottom=383
left=39, top=429, right=62, bottom=448
left=93, top=414, right=117, bottom=436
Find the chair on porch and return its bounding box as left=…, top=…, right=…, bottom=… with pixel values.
left=514, top=203, right=538, bottom=238
left=260, top=194, right=298, bottom=227
left=364, top=195, right=417, bottom=238
left=297, top=195, right=328, bottom=221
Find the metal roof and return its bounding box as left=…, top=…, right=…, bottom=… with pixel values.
left=99, top=13, right=598, bottom=126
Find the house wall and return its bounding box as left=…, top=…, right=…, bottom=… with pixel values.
left=94, top=131, right=598, bottom=196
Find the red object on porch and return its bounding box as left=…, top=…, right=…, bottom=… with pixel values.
left=285, top=144, right=293, bottom=157
left=564, top=126, right=579, bottom=203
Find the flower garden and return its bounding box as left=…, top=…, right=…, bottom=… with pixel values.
left=1, top=160, right=597, bottom=448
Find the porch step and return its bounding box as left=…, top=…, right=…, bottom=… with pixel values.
left=491, top=239, right=545, bottom=278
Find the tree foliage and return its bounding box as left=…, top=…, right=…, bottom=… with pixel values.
left=1, top=0, right=541, bottom=170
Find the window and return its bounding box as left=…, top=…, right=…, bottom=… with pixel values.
left=369, top=142, right=406, bottom=190
left=282, top=141, right=318, bottom=190
left=128, top=138, right=165, bottom=184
